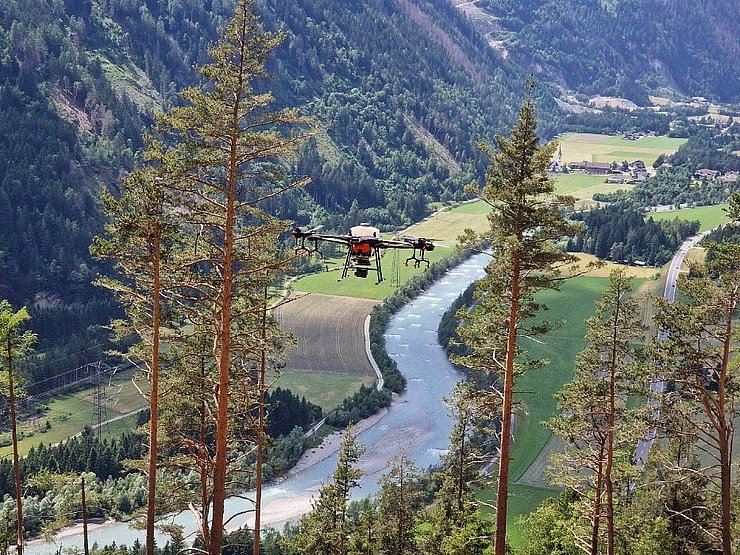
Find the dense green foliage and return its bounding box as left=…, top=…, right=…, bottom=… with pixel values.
left=325, top=384, right=392, bottom=428
left=88, top=540, right=187, bottom=555
left=437, top=281, right=475, bottom=356
left=0, top=425, right=316, bottom=542
left=0, top=471, right=149, bottom=541
left=268, top=0, right=533, bottom=227
left=479, top=0, right=740, bottom=103
left=567, top=203, right=700, bottom=265
left=560, top=108, right=670, bottom=136
left=0, top=427, right=145, bottom=499
left=668, top=125, right=740, bottom=173
left=703, top=223, right=740, bottom=247
left=265, top=387, right=322, bottom=438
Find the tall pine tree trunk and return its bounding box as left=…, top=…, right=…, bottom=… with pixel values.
left=253, top=295, right=269, bottom=555
left=605, top=290, right=622, bottom=555
left=494, top=257, right=520, bottom=555
left=718, top=288, right=735, bottom=555
left=146, top=234, right=161, bottom=555
left=591, top=457, right=604, bottom=555
left=211, top=177, right=236, bottom=550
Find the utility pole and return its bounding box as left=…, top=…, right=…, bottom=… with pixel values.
left=81, top=475, right=89, bottom=555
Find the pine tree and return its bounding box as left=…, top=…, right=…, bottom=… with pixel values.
left=91, top=167, right=179, bottom=555
left=457, top=84, right=582, bottom=555
left=377, top=454, right=425, bottom=555
left=286, top=425, right=364, bottom=554
left=547, top=269, right=648, bottom=555
left=420, top=382, right=493, bottom=554
left=142, top=1, right=313, bottom=552
left=0, top=301, right=36, bottom=555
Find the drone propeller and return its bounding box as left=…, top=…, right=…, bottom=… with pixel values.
left=292, top=225, right=324, bottom=238
left=400, top=236, right=438, bottom=251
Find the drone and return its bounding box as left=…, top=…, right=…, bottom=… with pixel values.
left=292, top=223, right=438, bottom=284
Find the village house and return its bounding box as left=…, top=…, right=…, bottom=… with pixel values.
left=694, top=168, right=719, bottom=180
left=717, top=171, right=739, bottom=184
left=585, top=161, right=611, bottom=175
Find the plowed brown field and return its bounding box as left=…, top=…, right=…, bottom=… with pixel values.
left=276, top=293, right=379, bottom=378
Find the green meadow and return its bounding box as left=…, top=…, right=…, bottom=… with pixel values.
left=510, top=276, right=608, bottom=482
left=473, top=275, right=615, bottom=549
left=273, top=371, right=371, bottom=413
left=293, top=248, right=449, bottom=300
left=0, top=367, right=147, bottom=457
left=553, top=172, right=631, bottom=207
left=647, top=203, right=729, bottom=231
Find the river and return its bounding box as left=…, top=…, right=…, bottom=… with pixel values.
left=27, top=254, right=488, bottom=553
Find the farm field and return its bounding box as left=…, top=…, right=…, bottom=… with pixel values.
left=276, top=293, right=378, bottom=379
left=558, top=132, right=687, bottom=166
left=647, top=203, right=729, bottom=231
left=553, top=172, right=631, bottom=207
left=403, top=201, right=490, bottom=244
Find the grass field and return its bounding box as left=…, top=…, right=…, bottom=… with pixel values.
left=553, top=172, right=632, bottom=207
left=403, top=201, right=490, bottom=244
left=471, top=275, right=624, bottom=550
left=558, top=133, right=687, bottom=166
left=470, top=275, right=612, bottom=550
left=0, top=395, right=140, bottom=458
left=509, top=276, right=609, bottom=483
left=272, top=371, right=371, bottom=413
left=647, top=203, right=729, bottom=231
left=292, top=201, right=491, bottom=300
left=293, top=248, right=450, bottom=300
left=0, top=368, right=147, bottom=457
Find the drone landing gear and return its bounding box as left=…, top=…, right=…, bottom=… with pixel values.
left=404, top=249, right=430, bottom=269
left=294, top=237, right=323, bottom=259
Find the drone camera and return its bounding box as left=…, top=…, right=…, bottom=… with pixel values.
left=355, top=268, right=369, bottom=278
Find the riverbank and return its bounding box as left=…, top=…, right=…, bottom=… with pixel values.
left=26, top=518, right=114, bottom=550
left=285, top=404, right=391, bottom=479
left=26, top=405, right=397, bottom=550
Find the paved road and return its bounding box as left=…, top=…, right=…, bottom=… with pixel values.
left=633, top=231, right=709, bottom=466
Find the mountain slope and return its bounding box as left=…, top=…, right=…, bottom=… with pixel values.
left=470, top=0, right=740, bottom=103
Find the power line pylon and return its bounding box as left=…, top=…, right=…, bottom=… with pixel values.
left=391, top=249, right=400, bottom=287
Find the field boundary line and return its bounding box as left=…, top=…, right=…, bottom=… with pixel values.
left=364, top=315, right=384, bottom=391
